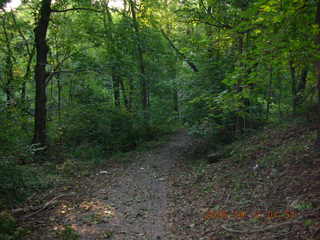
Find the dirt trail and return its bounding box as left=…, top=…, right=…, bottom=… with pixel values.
left=90, top=130, right=191, bottom=240
left=27, top=130, right=192, bottom=240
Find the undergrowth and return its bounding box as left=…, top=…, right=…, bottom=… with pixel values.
left=172, top=118, right=319, bottom=240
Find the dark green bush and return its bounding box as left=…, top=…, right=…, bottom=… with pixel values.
left=0, top=108, right=31, bottom=155
left=0, top=211, right=27, bottom=240
left=61, top=103, right=153, bottom=152
left=0, top=155, right=51, bottom=206
left=0, top=159, right=26, bottom=203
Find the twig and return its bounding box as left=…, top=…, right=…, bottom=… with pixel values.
left=21, top=193, right=74, bottom=219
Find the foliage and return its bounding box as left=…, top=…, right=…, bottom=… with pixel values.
left=0, top=158, right=55, bottom=205
left=174, top=0, right=319, bottom=143
left=0, top=211, right=27, bottom=240
left=0, top=159, right=26, bottom=203
left=0, top=108, right=32, bottom=155
left=61, top=103, right=140, bottom=152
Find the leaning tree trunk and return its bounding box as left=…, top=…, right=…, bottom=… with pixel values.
left=32, top=0, right=52, bottom=146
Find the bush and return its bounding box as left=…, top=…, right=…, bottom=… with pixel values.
left=0, top=108, right=31, bottom=156
left=0, top=211, right=26, bottom=240
left=0, top=159, right=27, bottom=204
left=183, top=90, right=267, bottom=145
left=0, top=157, right=51, bottom=206
left=60, top=103, right=154, bottom=152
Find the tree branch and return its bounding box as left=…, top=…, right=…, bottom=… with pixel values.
left=50, top=69, right=99, bottom=76
left=45, top=45, right=102, bottom=86
left=159, top=28, right=199, bottom=72
left=51, top=7, right=101, bottom=13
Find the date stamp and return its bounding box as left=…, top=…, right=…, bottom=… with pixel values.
left=203, top=209, right=297, bottom=220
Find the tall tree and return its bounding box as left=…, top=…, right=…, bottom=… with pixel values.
left=314, top=0, right=320, bottom=147
left=128, top=0, right=148, bottom=120
left=32, top=0, right=52, bottom=146
left=1, top=13, right=14, bottom=104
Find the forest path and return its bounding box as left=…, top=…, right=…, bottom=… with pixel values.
left=24, top=124, right=320, bottom=240
left=26, top=129, right=193, bottom=240
left=86, top=129, right=191, bottom=240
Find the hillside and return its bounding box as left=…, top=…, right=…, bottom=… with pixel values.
left=168, top=121, right=320, bottom=239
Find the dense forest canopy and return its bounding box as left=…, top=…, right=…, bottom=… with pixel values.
left=1, top=0, right=320, bottom=203
left=1, top=0, right=320, bottom=145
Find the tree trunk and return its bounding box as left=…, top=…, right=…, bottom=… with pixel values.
left=235, top=34, right=244, bottom=135
left=103, top=3, right=122, bottom=109
left=128, top=77, right=133, bottom=111
left=266, top=65, right=273, bottom=121
left=32, top=0, right=52, bottom=146
left=294, top=67, right=308, bottom=108
left=289, top=61, right=297, bottom=114
left=314, top=0, right=320, bottom=148
left=278, top=72, right=283, bottom=119
left=173, top=87, right=179, bottom=112
left=120, top=78, right=129, bottom=110
left=129, top=0, right=148, bottom=120
left=1, top=15, right=14, bottom=105
left=4, top=55, right=13, bottom=104
left=112, top=70, right=121, bottom=107
left=57, top=73, right=61, bottom=121
left=69, top=78, right=73, bottom=103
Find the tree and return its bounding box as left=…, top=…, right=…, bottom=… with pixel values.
left=128, top=0, right=148, bottom=120
left=314, top=0, right=320, bottom=147
left=32, top=0, right=52, bottom=146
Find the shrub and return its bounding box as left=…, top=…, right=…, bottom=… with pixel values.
left=0, top=211, right=27, bottom=240
left=0, top=108, right=31, bottom=156
left=0, top=157, right=50, bottom=206
left=60, top=104, right=146, bottom=152
left=0, top=159, right=26, bottom=204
